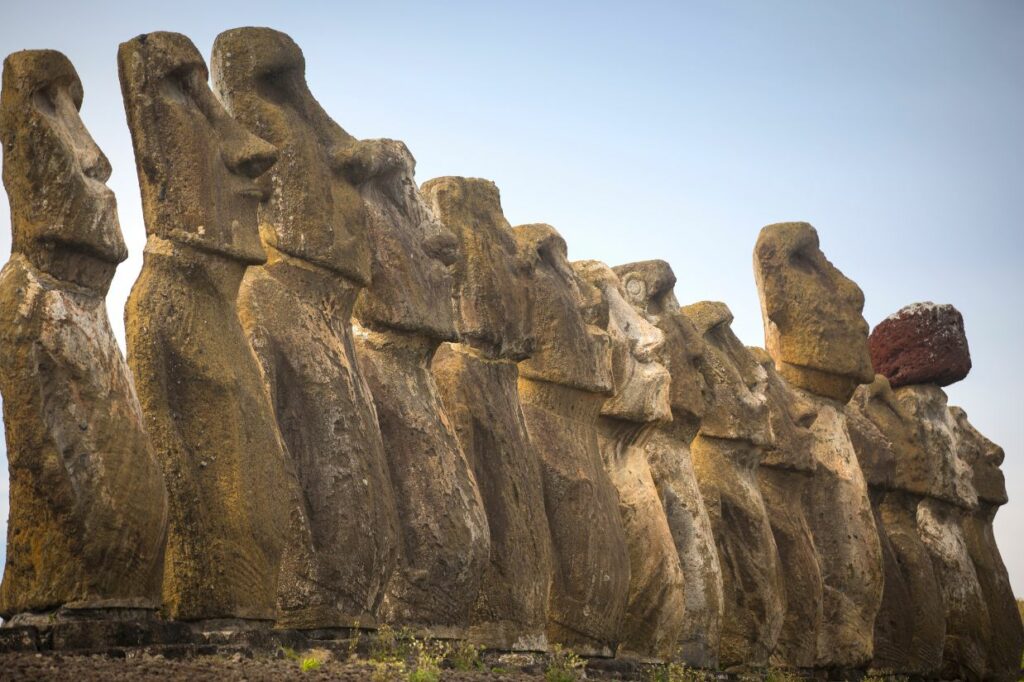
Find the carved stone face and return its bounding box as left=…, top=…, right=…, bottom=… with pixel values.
left=513, top=224, right=612, bottom=393
left=683, top=301, right=772, bottom=447
left=211, top=28, right=371, bottom=285
left=614, top=260, right=708, bottom=421
left=118, top=32, right=277, bottom=264
left=895, top=385, right=977, bottom=510
left=574, top=261, right=671, bottom=423
left=949, top=406, right=1005, bottom=507
left=352, top=141, right=459, bottom=340
left=0, top=50, right=126, bottom=286
left=421, top=177, right=534, bottom=360
left=753, top=222, right=874, bottom=402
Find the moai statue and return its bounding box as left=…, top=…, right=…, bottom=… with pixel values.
left=0, top=50, right=167, bottom=622
left=868, top=303, right=991, bottom=681
left=753, top=222, right=883, bottom=669
left=574, top=260, right=684, bottom=662
left=953, top=407, right=1024, bottom=681
left=512, top=224, right=627, bottom=657
left=846, top=376, right=945, bottom=677
left=350, top=143, right=489, bottom=637
left=613, top=260, right=723, bottom=669
left=748, top=347, right=824, bottom=670
left=210, top=28, right=400, bottom=630
left=903, top=389, right=988, bottom=682
left=424, top=177, right=552, bottom=650
left=681, top=301, right=784, bottom=668
left=118, top=32, right=292, bottom=621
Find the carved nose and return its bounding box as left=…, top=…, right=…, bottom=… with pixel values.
left=423, top=230, right=459, bottom=267
left=631, top=315, right=664, bottom=362
left=223, top=136, right=278, bottom=179
left=81, top=144, right=112, bottom=182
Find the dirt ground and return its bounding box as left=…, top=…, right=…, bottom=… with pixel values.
left=0, top=650, right=550, bottom=681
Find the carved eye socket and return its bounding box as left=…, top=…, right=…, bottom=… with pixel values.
left=31, top=88, right=58, bottom=117
left=789, top=247, right=818, bottom=274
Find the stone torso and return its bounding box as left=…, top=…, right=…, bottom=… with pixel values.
left=0, top=255, right=167, bottom=618
left=126, top=239, right=291, bottom=621
left=432, top=343, right=552, bottom=650
left=354, top=327, right=489, bottom=635
left=517, top=377, right=630, bottom=657
left=238, top=257, right=400, bottom=628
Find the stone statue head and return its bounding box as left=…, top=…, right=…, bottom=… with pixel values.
left=421, top=177, right=534, bottom=360
left=513, top=224, right=612, bottom=393
left=895, top=385, right=977, bottom=510
left=750, top=347, right=817, bottom=472
left=0, top=50, right=126, bottom=290
left=753, top=222, right=874, bottom=402
left=118, top=32, right=277, bottom=264
left=682, top=301, right=773, bottom=447
left=574, top=260, right=671, bottom=423
left=351, top=141, right=459, bottom=340
left=949, top=406, right=1006, bottom=507
left=614, top=259, right=708, bottom=422
left=211, top=27, right=372, bottom=285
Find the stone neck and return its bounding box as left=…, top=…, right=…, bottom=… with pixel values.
left=353, top=322, right=441, bottom=367
left=10, top=252, right=110, bottom=301
left=143, top=234, right=249, bottom=301
left=19, top=245, right=117, bottom=294
left=517, top=376, right=605, bottom=425
left=694, top=432, right=762, bottom=469
left=598, top=416, right=659, bottom=454
left=262, top=245, right=362, bottom=310
left=447, top=342, right=519, bottom=369
left=666, top=410, right=701, bottom=444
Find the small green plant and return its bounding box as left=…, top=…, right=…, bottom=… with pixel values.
left=280, top=646, right=300, bottom=661
left=545, top=643, right=585, bottom=682
left=863, top=673, right=910, bottom=682
left=371, top=624, right=412, bottom=663
left=347, top=620, right=361, bottom=660
left=370, top=659, right=406, bottom=682
left=450, top=639, right=483, bottom=671
left=300, top=656, right=322, bottom=672
left=764, top=668, right=801, bottom=682
left=407, top=638, right=447, bottom=682
left=645, top=662, right=711, bottom=682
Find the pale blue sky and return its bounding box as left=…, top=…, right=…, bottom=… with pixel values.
left=1, top=1, right=1022, bottom=597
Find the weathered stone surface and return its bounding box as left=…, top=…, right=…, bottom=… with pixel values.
left=351, top=147, right=489, bottom=635
left=800, top=392, right=882, bottom=669
left=869, top=302, right=971, bottom=388
left=955, top=405, right=1023, bottom=681
left=0, top=50, right=167, bottom=618
left=118, top=32, right=291, bottom=621
left=614, top=260, right=722, bottom=668
left=754, top=222, right=882, bottom=668
left=424, top=176, right=551, bottom=650
left=210, top=28, right=401, bottom=629
left=576, top=261, right=683, bottom=662
left=893, top=385, right=989, bottom=681
left=681, top=301, right=784, bottom=668
left=896, top=385, right=978, bottom=509
left=846, top=378, right=944, bottom=676
left=749, top=348, right=823, bottom=669
left=753, top=222, right=874, bottom=402
left=917, top=497, right=990, bottom=682
left=513, top=224, right=626, bottom=656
